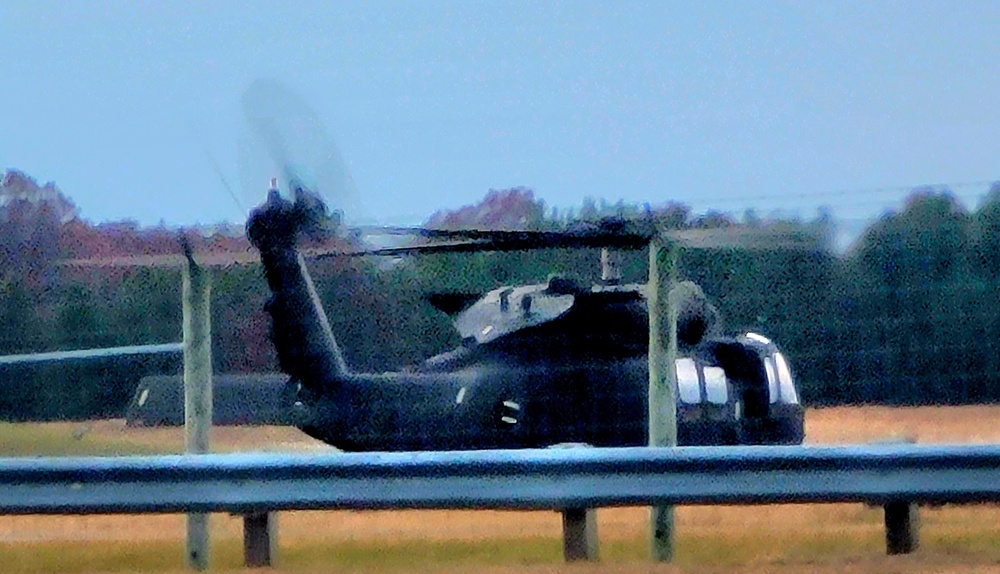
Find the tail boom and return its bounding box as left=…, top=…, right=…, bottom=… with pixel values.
left=248, top=193, right=348, bottom=386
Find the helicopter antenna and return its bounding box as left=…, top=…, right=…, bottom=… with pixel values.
left=186, top=117, right=246, bottom=215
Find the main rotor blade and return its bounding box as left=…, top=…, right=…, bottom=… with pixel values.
left=357, top=218, right=655, bottom=242
left=311, top=240, right=492, bottom=258
left=59, top=225, right=824, bottom=266
left=665, top=227, right=824, bottom=251
left=312, top=230, right=653, bottom=258
left=332, top=223, right=824, bottom=257
left=59, top=251, right=261, bottom=268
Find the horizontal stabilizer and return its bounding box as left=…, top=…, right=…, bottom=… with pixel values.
left=0, top=343, right=184, bottom=366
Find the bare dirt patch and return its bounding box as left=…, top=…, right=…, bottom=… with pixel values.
left=805, top=405, right=1000, bottom=444
left=78, top=419, right=333, bottom=453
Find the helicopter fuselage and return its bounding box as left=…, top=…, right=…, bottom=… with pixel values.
left=247, top=193, right=804, bottom=452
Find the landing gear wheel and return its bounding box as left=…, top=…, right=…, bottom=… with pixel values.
left=281, top=378, right=309, bottom=426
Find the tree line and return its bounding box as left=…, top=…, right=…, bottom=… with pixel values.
left=2, top=179, right=999, bottom=420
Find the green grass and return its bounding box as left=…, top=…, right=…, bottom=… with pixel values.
left=0, top=538, right=562, bottom=574
left=5, top=527, right=1000, bottom=574
left=281, top=537, right=565, bottom=571
left=0, top=422, right=169, bottom=456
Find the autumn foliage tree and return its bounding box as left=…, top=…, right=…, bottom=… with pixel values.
left=3, top=168, right=1000, bottom=419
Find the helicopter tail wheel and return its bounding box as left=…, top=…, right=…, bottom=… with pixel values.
left=282, top=378, right=314, bottom=427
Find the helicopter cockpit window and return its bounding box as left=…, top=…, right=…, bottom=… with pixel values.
left=765, top=357, right=780, bottom=404
left=675, top=358, right=701, bottom=404
left=703, top=365, right=728, bottom=404
left=774, top=353, right=799, bottom=404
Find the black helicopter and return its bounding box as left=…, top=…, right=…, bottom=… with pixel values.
left=246, top=184, right=805, bottom=452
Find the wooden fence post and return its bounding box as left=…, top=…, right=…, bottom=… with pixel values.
left=647, top=236, right=678, bottom=562
left=183, top=245, right=212, bottom=571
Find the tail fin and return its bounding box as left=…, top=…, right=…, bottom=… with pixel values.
left=248, top=192, right=348, bottom=384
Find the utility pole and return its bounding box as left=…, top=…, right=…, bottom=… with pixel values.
left=647, top=235, right=678, bottom=562
left=182, top=240, right=212, bottom=571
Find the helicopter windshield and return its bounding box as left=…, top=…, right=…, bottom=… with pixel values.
left=676, top=358, right=700, bottom=403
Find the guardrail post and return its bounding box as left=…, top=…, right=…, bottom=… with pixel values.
left=243, top=512, right=278, bottom=567
left=561, top=508, right=599, bottom=561
left=183, top=243, right=212, bottom=571
left=647, top=236, right=679, bottom=562
left=884, top=501, right=919, bottom=555
left=547, top=444, right=599, bottom=561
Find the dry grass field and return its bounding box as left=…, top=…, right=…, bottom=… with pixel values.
left=3, top=406, right=1000, bottom=573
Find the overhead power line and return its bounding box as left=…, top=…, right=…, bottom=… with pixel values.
left=699, top=179, right=998, bottom=206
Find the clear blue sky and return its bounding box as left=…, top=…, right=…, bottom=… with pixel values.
left=2, top=1, right=998, bottom=227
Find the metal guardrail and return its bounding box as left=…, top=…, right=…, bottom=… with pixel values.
left=2, top=444, right=998, bottom=564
